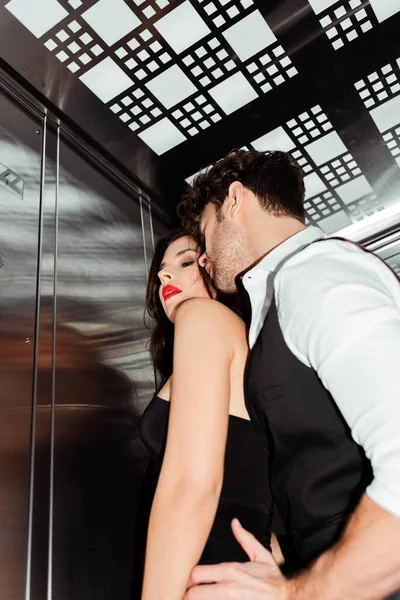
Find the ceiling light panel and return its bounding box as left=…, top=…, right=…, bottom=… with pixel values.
left=43, top=17, right=105, bottom=74
left=82, top=0, right=141, bottom=46
left=5, top=0, right=68, bottom=38
left=254, top=106, right=383, bottom=232
left=154, top=1, right=211, bottom=54
left=6, top=0, right=298, bottom=156
left=188, top=101, right=386, bottom=235
left=355, top=57, right=400, bottom=168
left=311, top=0, right=382, bottom=50
left=79, top=56, right=134, bottom=103
left=7, top=0, right=400, bottom=164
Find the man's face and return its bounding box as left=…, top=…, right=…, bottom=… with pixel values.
left=199, top=202, right=248, bottom=293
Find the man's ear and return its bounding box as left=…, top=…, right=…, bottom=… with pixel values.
left=227, top=181, right=244, bottom=218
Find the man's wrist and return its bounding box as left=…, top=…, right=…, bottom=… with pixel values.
left=284, top=568, right=314, bottom=600
left=278, top=571, right=300, bottom=600
left=285, top=576, right=299, bottom=600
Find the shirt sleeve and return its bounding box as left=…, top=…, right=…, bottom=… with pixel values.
left=276, top=242, right=400, bottom=517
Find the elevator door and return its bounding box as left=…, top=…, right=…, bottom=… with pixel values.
left=41, top=133, right=154, bottom=600
left=0, top=89, right=43, bottom=600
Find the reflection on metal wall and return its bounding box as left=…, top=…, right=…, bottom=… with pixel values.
left=0, top=76, right=167, bottom=600
left=0, top=82, right=42, bottom=600
left=367, top=229, right=400, bottom=278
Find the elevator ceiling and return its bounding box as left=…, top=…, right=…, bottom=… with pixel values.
left=1, top=0, right=400, bottom=271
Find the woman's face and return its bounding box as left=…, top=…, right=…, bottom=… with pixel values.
left=158, top=236, right=210, bottom=322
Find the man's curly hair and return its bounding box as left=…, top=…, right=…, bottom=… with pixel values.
left=178, top=149, right=305, bottom=235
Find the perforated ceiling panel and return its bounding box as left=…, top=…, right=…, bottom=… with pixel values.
left=5, top=0, right=298, bottom=154
left=186, top=100, right=387, bottom=234
left=4, top=0, right=400, bottom=235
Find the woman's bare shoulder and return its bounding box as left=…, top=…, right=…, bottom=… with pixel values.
left=177, top=297, right=243, bottom=325
left=176, top=298, right=246, bottom=342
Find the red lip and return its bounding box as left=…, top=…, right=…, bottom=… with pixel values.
left=162, top=285, right=182, bottom=301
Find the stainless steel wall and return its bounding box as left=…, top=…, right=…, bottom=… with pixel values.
left=366, top=231, right=400, bottom=278
left=0, top=80, right=168, bottom=600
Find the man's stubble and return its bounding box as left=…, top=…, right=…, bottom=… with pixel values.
left=210, top=221, right=254, bottom=294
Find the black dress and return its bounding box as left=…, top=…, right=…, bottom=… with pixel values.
left=138, top=394, right=273, bottom=564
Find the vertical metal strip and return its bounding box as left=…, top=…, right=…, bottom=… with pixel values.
left=140, top=195, right=149, bottom=277
left=47, top=122, right=60, bottom=600
left=148, top=200, right=158, bottom=388
left=25, top=113, right=47, bottom=600
left=139, top=196, right=158, bottom=388
left=148, top=200, right=155, bottom=253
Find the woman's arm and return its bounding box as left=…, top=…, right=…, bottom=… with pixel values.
left=141, top=298, right=239, bottom=600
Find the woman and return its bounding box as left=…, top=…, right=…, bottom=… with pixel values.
left=139, top=229, right=277, bottom=600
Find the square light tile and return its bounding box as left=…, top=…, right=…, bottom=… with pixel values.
left=304, top=131, right=348, bottom=166
left=154, top=1, right=211, bottom=54
left=305, top=0, right=339, bottom=15
left=370, top=95, right=400, bottom=132
left=145, top=64, right=197, bottom=109
left=369, top=0, right=400, bottom=23
left=222, top=10, right=276, bottom=62
left=335, top=6, right=347, bottom=18
left=336, top=176, right=373, bottom=204
left=91, top=44, right=103, bottom=56
left=6, top=0, right=68, bottom=38
left=56, top=50, right=68, bottom=62
left=68, top=41, right=80, bottom=53
left=318, top=211, right=351, bottom=234
left=140, top=29, right=152, bottom=41
left=143, top=6, right=156, bottom=19
left=56, top=29, right=68, bottom=42
left=68, top=20, right=81, bottom=33
left=125, top=58, right=137, bottom=69
left=68, top=61, right=80, bottom=73
left=44, top=39, right=58, bottom=50
left=209, top=72, right=258, bottom=115
left=138, top=117, right=186, bottom=154
left=304, top=172, right=327, bottom=199
left=79, top=56, right=133, bottom=102
left=82, top=0, right=141, bottom=46
left=251, top=126, right=295, bottom=152
left=80, top=32, right=92, bottom=44
left=79, top=52, right=91, bottom=65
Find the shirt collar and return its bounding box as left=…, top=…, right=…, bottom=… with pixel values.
left=243, top=226, right=326, bottom=282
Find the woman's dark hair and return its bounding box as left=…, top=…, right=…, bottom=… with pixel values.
left=178, top=148, right=305, bottom=237
left=145, top=228, right=216, bottom=387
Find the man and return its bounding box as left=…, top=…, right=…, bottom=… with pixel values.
left=178, top=149, right=400, bottom=600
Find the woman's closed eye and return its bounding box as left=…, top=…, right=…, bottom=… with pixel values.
left=182, top=261, right=195, bottom=268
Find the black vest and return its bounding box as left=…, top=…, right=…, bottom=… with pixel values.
left=244, top=241, right=375, bottom=572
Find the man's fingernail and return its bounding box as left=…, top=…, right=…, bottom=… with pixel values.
left=234, top=518, right=242, bottom=528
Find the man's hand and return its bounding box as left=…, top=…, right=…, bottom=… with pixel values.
left=184, top=519, right=290, bottom=600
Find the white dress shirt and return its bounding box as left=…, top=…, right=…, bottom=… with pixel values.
left=242, top=226, right=400, bottom=518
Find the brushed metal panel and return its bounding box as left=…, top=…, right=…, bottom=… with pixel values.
left=28, top=120, right=59, bottom=600
left=48, top=135, right=156, bottom=599
left=0, top=87, right=43, bottom=600
left=0, top=68, right=171, bottom=600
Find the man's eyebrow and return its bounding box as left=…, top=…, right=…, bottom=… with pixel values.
left=159, top=248, right=198, bottom=271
